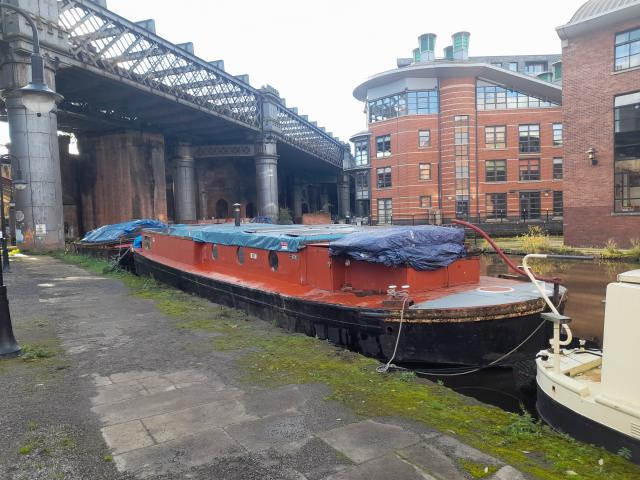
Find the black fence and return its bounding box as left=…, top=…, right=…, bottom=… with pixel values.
left=362, top=215, right=563, bottom=237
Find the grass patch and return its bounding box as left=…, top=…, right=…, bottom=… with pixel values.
left=53, top=252, right=640, bottom=480
left=19, top=442, right=35, bottom=455
left=459, top=459, right=499, bottom=478
left=103, top=454, right=113, bottom=462
left=20, top=343, right=55, bottom=361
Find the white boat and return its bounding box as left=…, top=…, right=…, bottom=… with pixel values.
left=530, top=255, right=640, bottom=462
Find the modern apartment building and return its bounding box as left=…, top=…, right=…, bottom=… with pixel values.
left=349, top=33, right=564, bottom=227
left=558, top=0, right=640, bottom=247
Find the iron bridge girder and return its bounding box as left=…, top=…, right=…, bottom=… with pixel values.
left=56, top=0, right=345, bottom=167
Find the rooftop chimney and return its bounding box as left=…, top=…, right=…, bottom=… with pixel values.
left=444, top=45, right=453, bottom=60
left=452, top=31, right=470, bottom=60
left=418, top=33, right=436, bottom=62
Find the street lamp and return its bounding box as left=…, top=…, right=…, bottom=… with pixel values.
left=0, top=2, right=58, bottom=357
left=0, top=3, right=59, bottom=115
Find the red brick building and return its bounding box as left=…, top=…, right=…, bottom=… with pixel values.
left=558, top=0, right=640, bottom=247
left=350, top=33, right=564, bottom=228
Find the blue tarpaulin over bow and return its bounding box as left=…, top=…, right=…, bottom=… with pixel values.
left=80, top=219, right=167, bottom=244
left=328, top=225, right=466, bottom=271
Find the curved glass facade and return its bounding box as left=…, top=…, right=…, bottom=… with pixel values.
left=477, top=85, right=558, bottom=110
left=368, top=90, right=439, bottom=123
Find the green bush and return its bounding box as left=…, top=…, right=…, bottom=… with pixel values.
left=519, top=225, right=551, bottom=253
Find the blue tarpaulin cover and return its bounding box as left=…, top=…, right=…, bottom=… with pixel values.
left=80, top=219, right=167, bottom=244
left=328, top=225, right=466, bottom=271
left=166, top=223, right=357, bottom=252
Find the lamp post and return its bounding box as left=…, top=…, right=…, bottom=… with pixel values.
left=0, top=2, right=58, bottom=356
left=0, top=154, right=14, bottom=271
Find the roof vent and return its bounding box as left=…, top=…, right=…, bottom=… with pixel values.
left=452, top=31, right=470, bottom=60
left=418, top=33, right=436, bottom=62
left=443, top=45, right=454, bottom=60
left=413, top=48, right=421, bottom=63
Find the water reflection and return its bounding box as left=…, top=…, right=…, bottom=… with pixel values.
left=480, top=255, right=637, bottom=346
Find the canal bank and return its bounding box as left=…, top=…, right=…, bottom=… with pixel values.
left=1, top=253, right=638, bottom=479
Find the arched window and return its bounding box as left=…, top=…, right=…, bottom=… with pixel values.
left=215, top=199, right=229, bottom=219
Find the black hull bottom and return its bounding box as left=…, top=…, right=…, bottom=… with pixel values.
left=537, top=385, right=640, bottom=463
left=134, top=253, right=552, bottom=367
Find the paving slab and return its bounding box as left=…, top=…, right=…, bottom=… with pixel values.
left=432, top=434, right=503, bottom=464
left=114, top=427, right=244, bottom=478
left=101, top=420, right=155, bottom=455
left=397, top=441, right=470, bottom=480
left=243, top=384, right=309, bottom=417
left=92, top=379, right=148, bottom=405
left=92, top=384, right=242, bottom=426
left=325, top=453, right=436, bottom=480
left=492, top=465, right=530, bottom=480
left=142, top=399, right=257, bottom=443
left=317, top=420, right=421, bottom=464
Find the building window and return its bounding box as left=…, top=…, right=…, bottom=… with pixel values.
left=525, top=61, right=547, bottom=75
left=354, top=139, right=369, bottom=166
left=418, top=130, right=431, bottom=148
left=615, top=27, right=640, bottom=72
left=486, top=193, right=507, bottom=219
left=553, top=191, right=563, bottom=217
left=491, top=62, right=502, bottom=67
left=553, top=158, right=563, bottom=180
left=614, top=91, right=640, bottom=212
left=477, top=84, right=557, bottom=110
left=407, top=91, right=439, bottom=115
left=485, top=125, right=506, bottom=149
left=378, top=198, right=392, bottom=224
left=419, top=163, right=431, bottom=180
left=520, top=192, right=541, bottom=220
left=376, top=167, right=392, bottom=188
left=508, top=62, right=518, bottom=72
left=519, top=158, right=540, bottom=181
left=355, top=172, right=369, bottom=200
left=552, top=123, right=563, bottom=146
left=519, top=124, right=540, bottom=153
left=455, top=115, right=470, bottom=219
left=486, top=160, right=506, bottom=182
left=368, top=90, right=439, bottom=122
left=419, top=196, right=432, bottom=208
left=376, top=135, right=391, bottom=158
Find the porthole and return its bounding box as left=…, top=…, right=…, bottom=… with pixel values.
left=236, top=246, right=245, bottom=265
left=212, top=244, right=219, bottom=260
left=143, top=236, right=151, bottom=250
left=269, top=250, right=279, bottom=271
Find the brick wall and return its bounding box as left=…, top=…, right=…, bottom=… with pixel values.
left=366, top=78, right=563, bottom=225
left=563, top=17, right=640, bottom=247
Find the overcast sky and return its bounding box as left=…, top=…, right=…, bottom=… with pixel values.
left=2, top=0, right=586, bottom=147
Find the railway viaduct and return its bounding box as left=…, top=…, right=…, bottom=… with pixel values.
left=0, top=0, right=352, bottom=250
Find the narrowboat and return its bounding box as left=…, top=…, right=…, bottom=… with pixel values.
left=73, top=219, right=166, bottom=269
left=133, top=222, right=565, bottom=367
left=535, top=257, right=640, bottom=463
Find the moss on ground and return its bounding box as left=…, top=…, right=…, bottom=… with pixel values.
left=459, top=459, right=499, bottom=478
left=54, top=252, right=640, bottom=479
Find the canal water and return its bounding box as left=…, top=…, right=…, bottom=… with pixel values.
left=423, top=254, right=638, bottom=415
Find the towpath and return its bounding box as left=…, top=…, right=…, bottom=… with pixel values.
left=0, top=254, right=530, bottom=479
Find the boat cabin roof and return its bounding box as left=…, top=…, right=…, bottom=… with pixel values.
left=158, top=223, right=359, bottom=253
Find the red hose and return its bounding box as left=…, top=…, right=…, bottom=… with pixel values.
left=451, top=219, right=560, bottom=284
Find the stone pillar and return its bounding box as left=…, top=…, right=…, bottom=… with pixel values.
left=338, top=174, right=351, bottom=219
left=6, top=91, right=64, bottom=250
left=292, top=181, right=303, bottom=219
left=173, top=142, right=197, bottom=223
left=77, top=131, right=167, bottom=232
left=255, top=139, right=279, bottom=219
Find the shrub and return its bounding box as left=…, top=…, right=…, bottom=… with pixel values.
left=519, top=225, right=551, bottom=253
left=602, top=239, right=622, bottom=258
